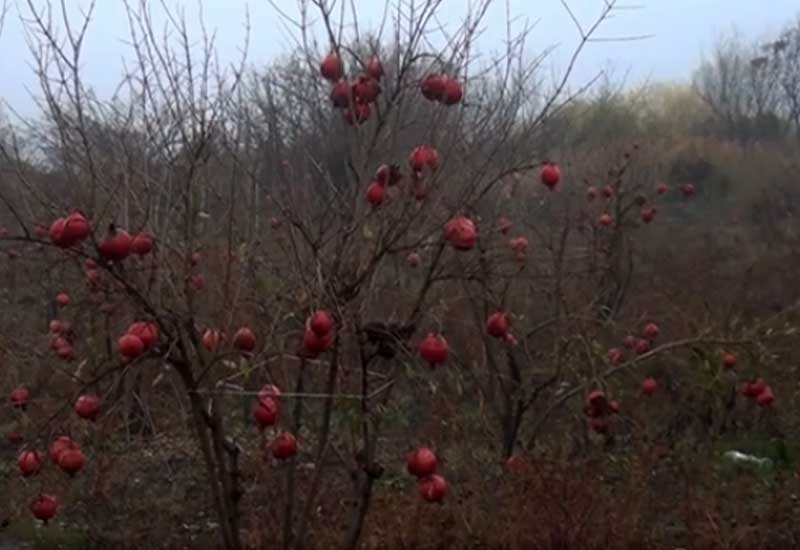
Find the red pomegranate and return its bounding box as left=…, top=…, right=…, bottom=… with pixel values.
left=420, top=74, right=446, bottom=101
left=721, top=352, right=737, bottom=369
left=607, top=348, right=624, bottom=365
left=118, top=333, right=145, bottom=359
left=56, top=292, right=71, bottom=307
left=252, top=398, right=279, bottom=428
left=643, top=323, right=660, bottom=340
left=202, top=329, right=223, bottom=352
left=343, top=103, right=371, bottom=126
left=756, top=386, right=775, bottom=407
left=366, top=182, right=385, bottom=206
left=257, top=384, right=282, bottom=406
left=233, top=326, right=257, bottom=352
left=128, top=322, right=159, bottom=349
left=681, top=183, right=695, bottom=198
left=270, top=432, right=298, bottom=460
left=408, top=145, right=439, bottom=173
left=742, top=378, right=766, bottom=398
left=640, top=207, right=656, bottom=224
left=641, top=377, right=658, bottom=396
left=30, top=494, right=58, bottom=524
left=131, top=232, right=154, bottom=255
left=49, top=436, right=76, bottom=464
left=540, top=163, right=561, bottom=189
left=622, top=335, right=637, bottom=349
left=18, top=450, right=42, bottom=477
left=98, top=227, right=132, bottom=261
left=374, top=164, right=391, bottom=185
left=418, top=474, right=448, bottom=503
left=656, top=182, right=669, bottom=195
left=56, top=345, right=76, bottom=362
left=352, top=75, right=381, bottom=103
left=330, top=80, right=351, bottom=108
left=10, top=387, right=30, bottom=409
left=58, top=447, right=86, bottom=476
left=509, top=236, right=528, bottom=254
left=320, top=51, right=344, bottom=81
left=406, top=252, right=421, bottom=268
left=63, top=212, right=90, bottom=243
left=444, top=216, right=477, bottom=251
left=75, top=394, right=101, bottom=421
left=366, top=56, right=384, bottom=80
left=49, top=319, right=65, bottom=334
left=303, top=327, right=335, bottom=356
left=589, top=417, right=609, bottom=434
left=309, top=310, right=334, bottom=337
left=441, top=77, right=463, bottom=105
left=602, top=185, right=614, bottom=198
left=487, top=312, right=510, bottom=338
left=407, top=447, right=438, bottom=477
left=634, top=338, right=650, bottom=355
left=48, top=217, right=67, bottom=246
left=419, top=333, right=449, bottom=367
left=598, top=213, right=613, bottom=227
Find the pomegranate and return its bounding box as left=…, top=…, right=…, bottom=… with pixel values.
left=303, top=327, right=335, bottom=356
left=406, top=252, right=421, bottom=268
left=407, top=447, right=438, bottom=477
left=320, top=51, right=344, bottom=81
left=58, top=447, right=86, bottom=476
left=441, top=77, right=463, bottom=105
left=622, top=335, right=637, bottom=349
left=233, top=326, right=257, bottom=352
left=118, top=333, right=145, bottom=359
left=309, top=310, right=334, bottom=337
left=444, top=216, right=477, bottom=251
left=374, top=164, right=391, bottom=185
left=10, top=387, right=30, bottom=409
left=509, top=236, right=528, bottom=254
left=49, top=436, right=76, bottom=464
left=18, top=450, right=42, bottom=477
left=640, top=207, right=656, bottom=224
left=589, top=417, right=609, bottom=433
left=504, top=454, right=528, bottom=474
left=721, top=352, right=737, bottom=369
left=191, top=251, right=202, bottom=265
left=756, top=386, right=775, bottom=407
left=343, top=103, right=371, bottom=125
left=131, top=232, right=154, bottom=255
left=607, top=348, right=624, bottom=365
left=56, top=292, right=70, bottom=307
left=598, top=213, right=613, bottom=227
left=56, top=345, right=75, bottom=362
left=634, top=338, right=650, bottom=355
left=608, top=400, right=621, bottom=414
left=540, top=163, right=561, bottom=189
left=128, top=322, right=159, bottom=349
left=418, top=474, right=448, bottom=503
left=742, top=378, right=767, bottom=398
left=419, top=333, right=449, bottom=367
left=49, top=319, right=65, bottom=334
left=75, top=394, right=101, bottom=421
left=656, top=182, right=669, bottom=195
left=202, top=329, right=223, bottom=352
left=98, top=227, right=132, bottom=261
left=330, top=80, right=351, bottom=108
left=352, top=75, right=381, bottom=103
left=641, top=377, right=658, bottom=396
left=497, top=216, right=513, bottom=235
left=30, top=494, right=58, bottom=523
left=408, top=145, right=439, bottom=173
left=486, top=312, right=510, bottom=339
left=602, top=185, right=614, bottom=198
left=366, top=56, right=384, bottom=80
left=681, top=183, right=695, bottom=198
left=48, top=217, right=67, bottom=246
left=257, top=384, right=282, bottom=406
left=270, top=432, right=298, bottom=459
left=63, top=212, right=90, bottom=243
left=420, top=74, right=446, bottom=101
left=643, top=322, right=660, bottom=340
left=253, top=398, right=279, bottom=428
left=366, top=182, right=385, bottom=206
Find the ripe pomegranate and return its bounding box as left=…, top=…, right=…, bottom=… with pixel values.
left=233, top=326, right=257, bottom=352
left=257, top=384, right=282, bottom=406
left=56, top=345, right=75, bottom=362
left=418, top=474, right=448, bottom=503
left=202, top=329, right=223, bottom=352
left=540, top=163, right=561, bottom=189
left=18, top=450, right=42, bottom=477
left=54, top=292, right=71, bottom=307
left=330, top=80, right=351, bottom=108
left=366, top=182, right=385, bottom=206
left=128, top=322, right=159, bottom=349
left=487, top=312, right=510, bottom=339
left=504, top=454, right=528, bottom=474
left=444, top=216, right=477, bottom=251
left=50, top=336, right=68, bottom=351
left=419, top=333, right=449, bottom=367
left=118, top=333, right=145, bottom=359
left=309, top=310, right=334, bottom=337
left=420, top=74, right=446, bottom=101
left=634, top=338, right=650, bottom=355
left=640, top=207, right=656, bottom=224
left=406, top=252, right=421, bottom=268
left=302, top=327, right=335, bottom=356
left=509, top=236, right=528, bottom=254
left=602, top=185, right=614, bottom=198
left=407, top=447, right=438, bottom=477
left=586, top=186, right=597, bottom=201
left=756, top=386, right=775, bottom=407
left=497, top=216, right=513, bottom=235
left=10, top=387, right=30, bottom=409
left=49, top=319, right=65, bottom=334
left=441, top=77, right=463, bottom=105
left=408, top=145, right=439, bottom=173
left=49, top=436, right=76, bottom=464
left=75, top=394, right=101, bottom=421
left=742, top=378, right=767, bottom=398
left=63, top=212, right=90, bottom=243
left=58, top=447, right=86, bottom=476
left=598, top=213, right=613, bottom=227
left=131, top=232, right=154, bottom=255
left=643, top=323, right=660, bottom=340
left=586, top=389, right=607, bottom=408
left=656, top=182, right=669, bottom=195
left=721, top=352, right=737, bottom=369
left=374, top=164, right=391, bottom=185
left=641, top=377, right=658, bottom=396
left=343, top=103, right=371, bottom=125
left=352, top=75, right=381, bottom=103
left=681, top=183, right=695, bottom=198
left=607, top=348, right=624, bottom=365
left=320, top=51, right=344, bottom=81
left=253, top=398, right=279, bottom=428
left=85, top=268, right=101, bottom=288
left=31, top=494, right=58, bottom=524
left=271, top=432, right=298, bottom=459
left=589, top=417, right=609, bottom=434
left=49, top=217, right=67, bottom=246
left=98, top=227, right=132, bottom=261
left=622, top=335, right=637, bottom=349
left=366, top=56, right=384, bottom=80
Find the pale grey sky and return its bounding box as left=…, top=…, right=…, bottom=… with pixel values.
left=0, top=1, right=797, bottom=116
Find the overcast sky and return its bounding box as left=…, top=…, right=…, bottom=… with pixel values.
left=0, top=0, right=797, bottom=116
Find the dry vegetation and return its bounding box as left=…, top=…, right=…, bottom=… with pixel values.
left=1, top=1, right=800, bottom=549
